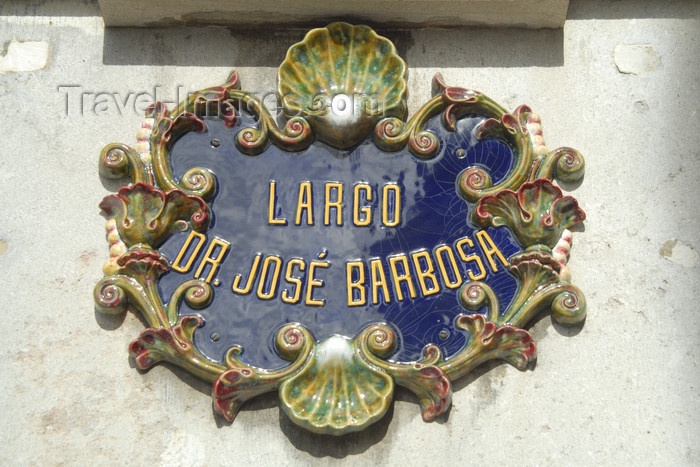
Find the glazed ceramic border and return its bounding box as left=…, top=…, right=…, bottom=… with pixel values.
left=94, top=23, right=586, bottom=435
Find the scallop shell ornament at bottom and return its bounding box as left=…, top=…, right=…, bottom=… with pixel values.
left=279, top=335, right=394, bottom=435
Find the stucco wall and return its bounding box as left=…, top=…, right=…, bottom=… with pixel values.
left=1, top=0, right=698, bottom=464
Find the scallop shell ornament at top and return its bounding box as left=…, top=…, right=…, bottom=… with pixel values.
left=277, top=22, right=408, bottom=148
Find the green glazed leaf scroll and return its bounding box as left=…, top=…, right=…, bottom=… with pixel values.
left=94, top=22, right=587, bottom=436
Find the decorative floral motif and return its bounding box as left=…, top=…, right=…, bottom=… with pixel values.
left=472, top=178, right=586, bottom=249
left=464, top=179, right=587, bottom=327
left=130, top=315, right=201, bottom=370
left=99, top=182, right=210, bottom=248
left=506, top=250, right=585, bottom=324
left=117, top=248, right=170, bottom=276
left=278, top=22, right=407, bottom=148
left=94, top=23, right=587, bottom=436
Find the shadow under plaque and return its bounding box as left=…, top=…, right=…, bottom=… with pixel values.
left=102, top=26, right=564, bottom=68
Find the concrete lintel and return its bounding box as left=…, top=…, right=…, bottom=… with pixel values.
left=98, top=0, right=570, bottom=29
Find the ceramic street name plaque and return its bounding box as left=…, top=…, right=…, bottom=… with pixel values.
left=95, top=23, right=587, bottom=435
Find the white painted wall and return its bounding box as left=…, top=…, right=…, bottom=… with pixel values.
left=0, top=0, right=698, bottom=464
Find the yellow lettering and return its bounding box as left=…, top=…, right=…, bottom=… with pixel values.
left=281, top=258, right=305, bottom=304
left=324, top=182, right=343, bottom=226
left=295, top=182, right=314, bottom=225
left=306, top=258, right=329, bottom=306
left=455, top=237, right=487, bottom=281
left=232, top=253, right=262, bottom=294
left=172, top=230, right=206, bottom=273
left=388, top=254, right=417, bottom=301
left=434, top=244, right=463, bottom=289
left=411, top=250, right=440, bottom=297
left=256, top=255, right=282, bottom=300
left=194, top=237, right=230, bottom=283
left=346, top=261, right=366, bottom=306
left=267, top=181, right=287, bottom=225
left=369, top=258, right=391, bottom=304
left=353, top=183, right=372, bottom=226
left=476, top=230, right=509, bottom=272
left=382, top=184, right=401, bottom=227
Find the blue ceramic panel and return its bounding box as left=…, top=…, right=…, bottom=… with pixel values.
left=157, top=114, right=522, bottom=367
